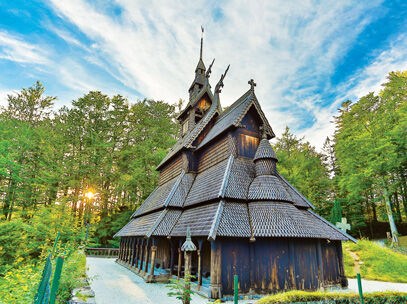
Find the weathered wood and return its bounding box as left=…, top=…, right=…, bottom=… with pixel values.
left=197, top=239, right=204, bottom=290
left=210, top=240, right=222, bottom=299
left=184, top=250, right=192, bottom=304
left=150, top=238, right=157, bottom=275
left=169, top=239, right=175, bottom=274
left=288, top=239, right=296, bottom=289
left=138, top=238, right=145, bottom=270
left=133, top=238, right=140, bottom=267
left=316, top=239, right=324, bottom=289
left=131, top=237, right=137, bottom=267
left=144, top=239, right=150, bottom=273
left=177, top=247, right=182, bottom=280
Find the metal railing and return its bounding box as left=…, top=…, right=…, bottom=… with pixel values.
left=85, top=247, right=119, bottom=257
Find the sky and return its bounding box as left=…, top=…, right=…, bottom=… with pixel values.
left=0, top=0, right=406, bottom=149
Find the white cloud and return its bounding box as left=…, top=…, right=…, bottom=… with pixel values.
left=296, top=33, right=407, bottom=150
left=4, top=0, right=406, bottom=151
left=47, top=0, right=389, bottom=146
left=0, top=31, right=49, bottom=64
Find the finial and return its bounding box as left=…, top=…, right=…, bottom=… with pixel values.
left=215, top=64, right=230, bottom=94
left=181, top=227, right=197, bottom=252
left=248, top=79, right=256, bottom=91
left=206, top=58, right=215, bottom=78
left=200, top=26, right=204, bottom=59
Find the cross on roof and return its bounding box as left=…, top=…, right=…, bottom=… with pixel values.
left=336, top=217, right=351, bottom=233
left=248, top=79, right=256, bottom=90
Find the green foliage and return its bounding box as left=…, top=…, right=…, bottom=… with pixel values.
left=57, top=250, right=87, bottom=301
left=166, top=275, right=195, bottom=303
left=257, top=291, right=407, bottom=304
left=0, top=262, right=42, bottom=304
left=331, top=200, right=343, bottom=224
left=344, top=239, right=407, bottom=283
left=274, top=127, right=332, bottom=217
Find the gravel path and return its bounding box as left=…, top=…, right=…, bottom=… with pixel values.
left=347, top=278, right=407, bottom=293
left=86, top=258, right=256, bottom=304
left=86, top=258, right=407, bottom=304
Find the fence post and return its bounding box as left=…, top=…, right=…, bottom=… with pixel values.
left=234, top=275, right=238, bottom=304
left=357, top=273, right=364, bottom=304
left=49, top=256, right=65, bottom=304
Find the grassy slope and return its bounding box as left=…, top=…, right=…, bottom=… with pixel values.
left=343, top=239, right=407, bottom=283
left=399, top=235, right=407, bottom=248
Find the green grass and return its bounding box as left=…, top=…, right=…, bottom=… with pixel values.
left=343, top=239, right=407, bottom=283
left=399, top=235, right=407, bottom=248
left=342, top=245, right=356, bottom=278
left=256, top=291, right=407, bottom=304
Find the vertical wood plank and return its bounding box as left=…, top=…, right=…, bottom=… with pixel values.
left=210, top=240, right=222, bottom=299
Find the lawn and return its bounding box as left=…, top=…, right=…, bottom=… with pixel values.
left=399, top=235, right=407, bottom=248
left=343, top=239, right=407, bottom=283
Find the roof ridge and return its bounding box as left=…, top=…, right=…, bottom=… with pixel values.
left=276, top=172, right=315, bottom=209
left=308, top=209, right=357, bottom=243
left=217, top=89, right=252, bottom=122
left=146, top=209, right=168, bottom=238
left=164, top=171, right=185, bottom=207
left=219, top=155, right=234, bottom=198
left=208, top=200, right=225, bottom=241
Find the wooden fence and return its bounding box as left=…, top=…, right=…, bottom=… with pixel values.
left=85, top=247, right=119, bottom=258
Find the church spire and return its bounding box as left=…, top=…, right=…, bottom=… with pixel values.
left=189, top=27, right=206, bottom=99
left=200, top=26, right=203, bottom=59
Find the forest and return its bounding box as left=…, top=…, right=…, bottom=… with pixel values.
left=0, top=70, right=406, bottom=301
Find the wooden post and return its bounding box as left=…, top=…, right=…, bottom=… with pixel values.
left=249, top=241, right=255, bottom=292
left=131, top=237, right=137, bottom=267
left=138, top=238, right=145, bottom=270
left=177, top=240, right=182, bottom=280
left=119, top=238, right=123, bottom=260
left=184, top=250, right=192, bottom=304
left=210, top=240, right=222, bottom=299
left=150, top=238, right=157, bottom=275
left=144, top=238, right=150, bottom=273
left=316, top=239, right=324, bottom=289
left=169, top=239, right=175, bottom=275
left=133, top=238, right=140, bottom=267
left=197, top=239, right=204, bottom=290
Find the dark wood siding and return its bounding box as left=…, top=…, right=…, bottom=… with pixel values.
left=159, top=156, right=182, bottom=185
left=322, top=240, right=341, bottom=284
left=219, top=237, right=333, bottom=296
left=197, top=137, right=229, bottom=172
left=294, top=239, right=319, bottom=290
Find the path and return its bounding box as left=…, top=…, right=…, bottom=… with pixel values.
left=347, top=278, right=407, bottom=293
left=345, top=248, right=361, bottom=274
left=86, top=258, right=407, bottom=304
left=86, top=258, right=256, bottom=304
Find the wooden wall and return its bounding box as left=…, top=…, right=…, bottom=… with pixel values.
left=159, top=156, right=182, bottom=185
left=219, top=237, right=344, bottom=296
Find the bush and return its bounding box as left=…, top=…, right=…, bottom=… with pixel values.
left=256, top=290, right=407, bottom=304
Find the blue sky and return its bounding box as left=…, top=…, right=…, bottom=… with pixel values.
left=1, top=0, right=406, bottom=149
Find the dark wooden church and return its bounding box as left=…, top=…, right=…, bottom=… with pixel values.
left=115, top=34, right=356, bottom=299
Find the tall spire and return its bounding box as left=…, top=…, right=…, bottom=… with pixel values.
left=188, top=27, right=207, bottom=99
left=200, top=26, right=204, bottom=59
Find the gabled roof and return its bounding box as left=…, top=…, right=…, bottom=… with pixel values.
left=157, top=84, right=220, bottom=170
left=197, top=89, right=275, bottom=150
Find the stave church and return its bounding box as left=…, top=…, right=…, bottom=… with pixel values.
left=114, top=32, right=355, bottom=299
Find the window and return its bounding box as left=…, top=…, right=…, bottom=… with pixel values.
left=238, top=134, right=259, bottom=157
